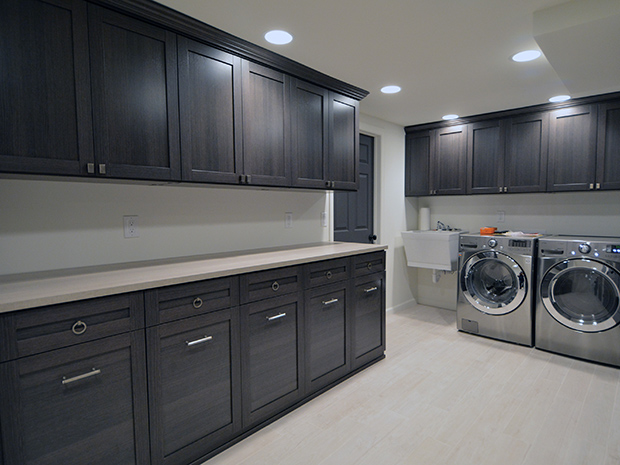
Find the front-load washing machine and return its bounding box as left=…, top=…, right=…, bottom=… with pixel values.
left=457, top=234, right=537, bottom=346
left=536, top=236, right=620, bottom=367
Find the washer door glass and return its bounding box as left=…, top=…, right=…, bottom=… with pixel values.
left=461, top=251, right=527, bottom=315
left=540, top=259, right=620, bottom=332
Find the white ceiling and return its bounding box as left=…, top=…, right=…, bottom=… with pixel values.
left=156, top=0, right=620, bottom=127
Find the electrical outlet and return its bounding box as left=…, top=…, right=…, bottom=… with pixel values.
left=123, top=215, right=139, bottom=238
left=321, top=211, right=328, bottom=227
left=285, top=212, right=293, bottom=229
left=497, top=210, right=505, bottom=223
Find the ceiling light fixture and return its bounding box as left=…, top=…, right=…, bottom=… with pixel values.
left=442, top=114, right=459, bottom=120
left=264, top=30, right=293, bottom=45
left=381, top=85, right=401, bottom=94
left=511, top=50, right=542, bottom=62
left=549, top=95, right=571, bottom=102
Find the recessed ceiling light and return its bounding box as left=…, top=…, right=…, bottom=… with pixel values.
left=264, top=30, right=293, bottom=45
left=511, top=50, right=542, bottom=62
left=442, top=114, right=459, bottom=120
left=381, top=85, right=401, bottom=94
left=549, top=95, right=571, bottom=103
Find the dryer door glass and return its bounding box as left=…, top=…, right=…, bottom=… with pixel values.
left=461, top=251, right=527, bottom=315
left=541, top=259, right=620, bottom=332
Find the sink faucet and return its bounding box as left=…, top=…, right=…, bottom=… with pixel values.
left=437, top=221, right=446, bottom=230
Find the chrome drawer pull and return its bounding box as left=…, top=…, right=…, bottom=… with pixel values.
left=192, top=297, right=203, bottom=309
left=71, top=320, right=87, bottom=335
left=267, top=312, right=286, bottom=321
left=271, top=281, right=280, bottom=292
left=322, top=298, right=339, bottom=306
left=326, top=271, right=333, bottom=279
left=186, top=335, right=213, bottom=347
left=364, top=286, right=378, bottom=293
left=62, top=368, right=101, bottom=385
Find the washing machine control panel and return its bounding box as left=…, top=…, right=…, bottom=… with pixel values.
left=606, top=244, right=620, bottom=254
left=578, top=243, right=591, bottom=254
left=488, top=239, right=497, bottom=248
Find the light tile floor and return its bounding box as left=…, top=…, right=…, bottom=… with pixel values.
left=203, top=304, right=620, bottom=465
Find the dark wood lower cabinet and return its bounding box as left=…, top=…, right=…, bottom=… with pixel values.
left=240, top=293, right=304, bottom=427
left=305, top=282, right=349, bottom=392
left=0, top=251, right=386, bottom=465
left=0, top=332, right=149, bottom=465
left=146, top=310, right=240, bottom=465
left=352, top=273, right=386, bottom=369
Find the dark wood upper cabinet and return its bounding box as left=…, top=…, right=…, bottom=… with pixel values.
left=547, top=104, right=598, bottom=192
left=0, top=0, right=94, bottom=176
left=467, top=120, right=506, bottom=194
left=505, top=112, right=548, bottom=193
left=596, top=101, right=620, bottom=191
left=88, top=4, right=180, bottom=181
left=432, top=125, right=467, bottom=195
left=178, top=38, right=242, bottom=184
left=405, top=130, right=431, bottom=196
left=329, top=94, right=359, bottom=190
left=241, top=61, right=291, bottom=187
left=291, top=80, right=329, bottom=189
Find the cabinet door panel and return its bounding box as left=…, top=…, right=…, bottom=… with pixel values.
left=405, top=131, right=431, bottom=196
left=352, top=274, right=385, bottom=369
left=242, top=62, right=290, bottom=186
left=467, top=120, right=505, bottom=194
left=596, top=101, right=620, bottom=190
left=306, top=283, right=348, bottom=391
left=0, top=0, right=93, bottom=175
left=432, top=126, right=467, bottom=195
left=179, top=38, right=242, bottom=184
left=547, top=104, right=597, bottom=191
left=291, top=80, right=329, bottom=188
left=329, top=94, right=359, bottom=190
left=89, top=5, right=180, bottom=180
left=505, top=112, right=548, bottom=193
left=147, top=310, right=240, bottom=465
left=0, top=333, right=148, bottom=465
left=240, top=293, right=302, bottom=426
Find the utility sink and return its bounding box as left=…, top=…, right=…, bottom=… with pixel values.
left=401, top=230, right=465, bottom=271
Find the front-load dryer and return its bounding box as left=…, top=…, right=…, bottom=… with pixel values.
left=457, top=234, right=537, bottom=346
left=536, top=236, right=620, bottom=367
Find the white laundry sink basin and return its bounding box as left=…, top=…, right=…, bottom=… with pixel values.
left=401, top=230, right=465, bottom=271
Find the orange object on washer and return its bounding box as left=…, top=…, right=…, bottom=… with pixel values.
left=480, top=227, right=497, bottom=235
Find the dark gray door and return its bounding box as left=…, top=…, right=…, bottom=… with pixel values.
left=334, top=134, right=375, bottom=243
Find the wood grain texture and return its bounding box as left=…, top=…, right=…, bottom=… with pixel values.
left=432, top=125, right=467, bottom=195
left=467, top=120, right=505, bottom=194
left=547, top=104, right=598, bottom=192
left=0, top=0, right=94, bottom=175
left=89, top=4, right=180, bottom=180
left=405, top=130, right=432, bottom=196
left=596, top=100, right=620, bottom=190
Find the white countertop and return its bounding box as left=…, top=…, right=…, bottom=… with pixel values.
left=0, top=242, right=387, bottom=313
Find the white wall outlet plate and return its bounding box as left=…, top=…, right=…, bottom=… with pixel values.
left=123, top=215, right=139, bottom=238
left=285, top=212, right=293, bottom=229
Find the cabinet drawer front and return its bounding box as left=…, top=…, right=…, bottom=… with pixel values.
left=306, top=284, right=348, bottom=383
left=353, top=252, right=385, bottom=277
left=305, top=257, right=349, bottom=288
left=242, top=294, right=301, bottom=416
left=12, top=293, right=143, bottom=359
left=353, top=274, right=385, bottom=365
left=147, top=276, right=238, bottom=326
left=151, top=310, right=237, bottom=460
left=240, top=266, right=301, bottom=304
left=1, top=334, right=144, bottom=465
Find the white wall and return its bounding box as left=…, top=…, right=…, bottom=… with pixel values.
left=0, top=178, right=329, bottom=275
left=360, top=114, right=416, bottom=312
left=411, top=190, right=620, bottom=309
